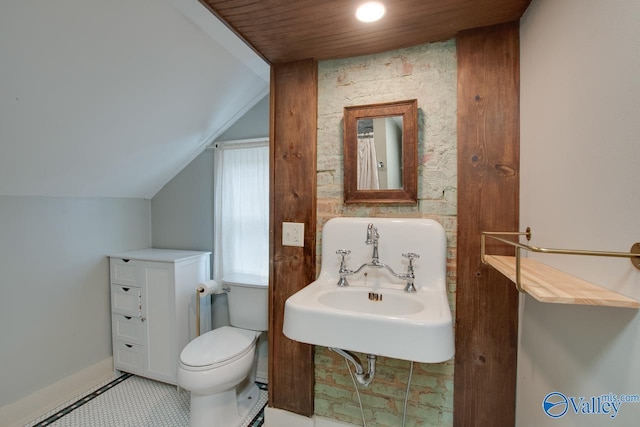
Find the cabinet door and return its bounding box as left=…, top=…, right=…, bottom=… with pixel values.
left=140, top=261, right=176, bottom=384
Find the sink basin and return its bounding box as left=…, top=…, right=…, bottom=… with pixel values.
left=283, top=217, right=454, bottom=363
left=318, top=287, right=423, bottom=316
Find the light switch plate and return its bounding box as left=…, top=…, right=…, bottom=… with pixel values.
left=282, top=222, right=304, bottom=247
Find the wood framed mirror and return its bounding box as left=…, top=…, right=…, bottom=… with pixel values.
left=343, top=99, right=418, bottom=204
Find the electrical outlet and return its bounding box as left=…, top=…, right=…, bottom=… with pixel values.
left=282, top=222, right=304, bottom=247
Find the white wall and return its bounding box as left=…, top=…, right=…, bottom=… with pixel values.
left=518, top=0, right=640, bottom=425
left=151, top=149, right=215, bottom=254
left=215, top=94, right=270, bottom=142
left=385, top=118, right=402, bottom=189
left=0, top=196, right=150, bottom=409
left=0, top=0, right=268, bottom=199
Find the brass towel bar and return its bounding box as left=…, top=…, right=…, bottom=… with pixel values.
left=481, top=228, right=640, bottom=293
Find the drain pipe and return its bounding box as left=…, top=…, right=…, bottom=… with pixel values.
left=329, top=348, right=377, bottom=387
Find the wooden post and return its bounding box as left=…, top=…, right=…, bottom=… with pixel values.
left=268, top=59, right=317, bottom=416
left=455, top=22, right=520, bottom=427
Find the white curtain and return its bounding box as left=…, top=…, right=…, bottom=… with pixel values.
left=213, top=142, right=269, bottom=281
left=357, top=136, right=380, bottom=190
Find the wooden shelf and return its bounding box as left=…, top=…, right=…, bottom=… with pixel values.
left=485, top=255, right=640, bottom=309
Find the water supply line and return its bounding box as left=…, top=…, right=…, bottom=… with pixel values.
left=329, top=348, right=377, bottom=387
left=332, top=347, right=414, bottom=427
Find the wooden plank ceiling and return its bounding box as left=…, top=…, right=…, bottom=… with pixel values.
left=200, top=0, right=531, bottom=63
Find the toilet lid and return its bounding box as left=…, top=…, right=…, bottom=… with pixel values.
left=180, top=326, right=257, bottom=368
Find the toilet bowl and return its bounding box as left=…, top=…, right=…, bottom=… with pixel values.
left=177, top=274, right=268, bottom=427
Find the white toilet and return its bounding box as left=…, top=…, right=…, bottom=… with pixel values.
left=178, top=274, right=268, bottom=427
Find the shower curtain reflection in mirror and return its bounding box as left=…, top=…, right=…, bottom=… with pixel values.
left=357, top=133, right=380, bottom=190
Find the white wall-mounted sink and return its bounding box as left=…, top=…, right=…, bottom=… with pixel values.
left=283, top=217, right=454, bottom=363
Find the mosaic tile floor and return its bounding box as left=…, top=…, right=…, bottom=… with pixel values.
left=26, top=374, right=268, bottom=427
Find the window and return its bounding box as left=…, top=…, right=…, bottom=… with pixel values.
left=213, top=141, right=269, bottom=280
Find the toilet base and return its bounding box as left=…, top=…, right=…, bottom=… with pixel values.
left=189, top=383, right=261, bottom=427
left=237, top=382, right=261, bottom=423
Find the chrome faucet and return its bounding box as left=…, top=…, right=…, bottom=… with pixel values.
left=335, top=223, right=421, bottom=293
left=365, top=223, right=380, bottom=265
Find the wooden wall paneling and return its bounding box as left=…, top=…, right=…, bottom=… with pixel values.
left=202, top=0, right=532, bottom=63
left=268, top=59, right=317, bottom=416
left=454, top=23, right=520, bottom=427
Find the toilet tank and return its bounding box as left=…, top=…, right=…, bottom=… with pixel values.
left=222, top=273, right=268, bottom=331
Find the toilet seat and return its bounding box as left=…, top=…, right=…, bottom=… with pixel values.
left=180, top=326, right=257, bottom=371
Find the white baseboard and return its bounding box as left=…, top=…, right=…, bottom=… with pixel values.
left=0, top=357, right=114, bottom=427
left=264, top=407, right=357, bottom=427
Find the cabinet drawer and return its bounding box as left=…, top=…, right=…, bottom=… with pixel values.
left=110, top=258, right=138, bottom=287
left=113, top=341, right=145, bottom=373
left=112, top=314, right=144, bottom=345
left=111, top=285, right=141, bottom=317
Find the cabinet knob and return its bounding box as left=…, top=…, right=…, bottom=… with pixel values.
left=140, top=317, right=145, bottom=322
left=122, top=287, right=130, bottom=292
left=122, top=259, right=130, bottom=263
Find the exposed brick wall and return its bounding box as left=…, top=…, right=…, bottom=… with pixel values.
left=315, top=40, right=457, bottom=426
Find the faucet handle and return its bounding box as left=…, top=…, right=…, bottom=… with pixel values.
left=336, top=249, right=351, bottom=257
left=402, top=252, right=420, bottom=262
left=402, top=253, right=419, bottom=293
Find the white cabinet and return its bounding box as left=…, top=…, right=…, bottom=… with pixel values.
left=109, top=249, right=211, bottom=384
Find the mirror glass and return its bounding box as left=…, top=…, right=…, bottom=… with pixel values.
left=356, top=116, right=403, bottom=190
left=344, top=100, right=417, bottom=204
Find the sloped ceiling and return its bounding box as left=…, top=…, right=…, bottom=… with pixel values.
left=0, top=0, right=269, bottom=198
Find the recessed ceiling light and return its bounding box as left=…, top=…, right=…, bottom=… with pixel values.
left=356, top=2, right=386, bottom=23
